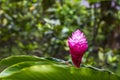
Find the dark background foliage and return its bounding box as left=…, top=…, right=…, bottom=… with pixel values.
left=0, top=0, right=120, bottom=75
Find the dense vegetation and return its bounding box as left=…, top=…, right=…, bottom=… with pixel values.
left=0, top=0, right=120, bottom=77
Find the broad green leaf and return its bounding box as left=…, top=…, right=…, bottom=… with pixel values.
left=0, top=55, right=66, bottom=70
left=0, top=55, right=45, bottom=68
left=0, top=61, right=56, bottom=78
left=0, top=64, right=119, bottom=80
left=0, top=55, right=120, bottom=80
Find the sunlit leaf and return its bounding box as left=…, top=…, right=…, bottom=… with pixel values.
left=0, top=55, right=45, bottom=69
left=0, top=55, right=119, bottom=80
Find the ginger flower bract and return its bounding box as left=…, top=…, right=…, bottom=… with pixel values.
left=68, top=29, right=88, bottom=68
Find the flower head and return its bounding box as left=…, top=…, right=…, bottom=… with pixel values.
left=68, top=29, right=88, bottom=68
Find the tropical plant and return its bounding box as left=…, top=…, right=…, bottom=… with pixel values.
left=0, top=30, right=120, bottom=80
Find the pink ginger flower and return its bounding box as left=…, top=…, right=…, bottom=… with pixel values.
left=68, top=29, right=88, bottom=68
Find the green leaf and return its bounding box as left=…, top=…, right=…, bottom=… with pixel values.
left=0, top=64, right=120, bottom=80
left=0, top=55, right=120, bottom=80
left=0, top=61, right=56, bottom=78
left=0, top=55, right=45, bottom=67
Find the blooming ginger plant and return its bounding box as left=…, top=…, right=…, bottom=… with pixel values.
left=68, top=29, right=88, bottom=68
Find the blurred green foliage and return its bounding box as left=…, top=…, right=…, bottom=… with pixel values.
left=0, top=0, right=120, bottom=75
